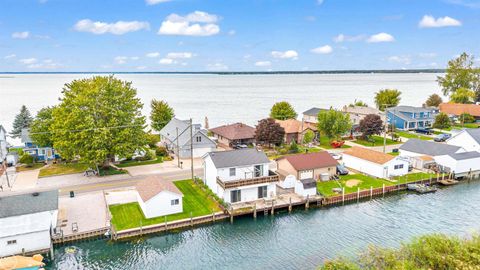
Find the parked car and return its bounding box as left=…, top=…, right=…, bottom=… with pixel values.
left=233, top=144, right=248, bottom=149
left=336, top=164, right=349, bottom=175
left=415, top=128, right=433, bottom=135
left=328, top=152, right=342, bottom=160
left=434, top=133, right=451, bottom=142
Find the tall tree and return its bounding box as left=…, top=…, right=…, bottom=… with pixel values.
left=150, top=99, right=174, bottom=132
left=425, top=94, right=443, bottom=107
left=433, top=112, right=451, bottom=129
left=450, top=87, right=476, bottom=104
left=255, top=118, right=285, bottom=147
left=358, top=114, right=384, bottom=139
left=51, top=76, right=146, bottom=166
left=374, top=89, right=401, bottom=111
left=317, top=109, right=352, bottom=141
left=270, top=101, right=297, bottom=120
left=11, top=105, right=33, bottom=138
left=437, top=52, right=480, bottom=101
left=349, top=100, right=368, bottom=107
left=30, top=106, right=55, bottom=147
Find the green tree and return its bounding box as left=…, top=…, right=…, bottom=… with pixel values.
left=145, top=132, right=160, bottom=149
left=450, top=87, right=476, bottom=104
left=30, top=107, right=55, bottom=147
left=349, top=99, right=368, bottom=107
left=317, top=109, right=352, bottom=141
left=425, top=94, right=443, bottom=107
left=150, top=99, right=174, bottom=132
left=288, top=140, right=299, bottom=153
left=51, top=76, right=147, bottom=167
left=302, top=129, right=315, bottom=144
left=11, top=105, right=33, bottom=138
left=433, top=112, right=451, bottom=129
left=359, top=114, right=383, bottom=139
left=437, top=52, right=480, bottom=101
left=255, top=118, right=285, bottom=147
left=269, top=101, right=297, bottom=120
left=374, top=89, right=401, bottom=111
left=460, top=113, right=475, bottom=124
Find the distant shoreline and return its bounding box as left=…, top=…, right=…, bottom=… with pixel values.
left=0, top=69, right=445, bottom=75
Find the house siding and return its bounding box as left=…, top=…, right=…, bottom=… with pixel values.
left=448, top=132, right=480, bottom=153
left=137, top=191, right=183, bottom=218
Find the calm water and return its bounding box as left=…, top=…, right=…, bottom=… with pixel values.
left=49, top=182, right=480, bottom=270
left=0, top=73, right=443, bottom=140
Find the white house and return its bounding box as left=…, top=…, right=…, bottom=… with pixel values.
left=447, top=129, right=480, bottom=153
left=434, top=152, right=480, bottom=178
left=0, top=191, right=58, bottom=257
left=160, top=118, right=217, bottom=158
left=342, top=146, right=409, bottom=178
left=135, top=176, right=183, bottom=218
left=399, top=138, right=466, bottom=158
left=294, top=178, right=317, bottom=197
left=203, top=149, right=279, bottom=204
left=0, top=125, right=7, bottom=163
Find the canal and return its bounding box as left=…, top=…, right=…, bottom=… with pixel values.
left=48, top=181, right=480, bottom=270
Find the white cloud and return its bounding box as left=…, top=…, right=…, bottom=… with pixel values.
left=74, top=19, right=150, bottom=35
left=207, top=63, right=229, bottom=71
left=166, top=52, right=193, bottom=59
left=446, top=0, right=480, bottom=8
left=418, top=15, right=462, bottom=28
left=419, top=52, right=437, bottom=58
left=271, top=50, right=298, bottom=60
left=255, top=61, right=271, bottom=67
left=159, top=58, right=174, bottom=65
left=388, top=55, right=411, bottom=65
left=158, top=11, right=220, bottom=36
left=367, top=32, right=395, bottom=43
left=146, top=52, right=160, bottom=58
left=4, top=54, right=16, bottom=59
left=333, top=34, right=365, bottom=43
left=311, top=45, right=333, bottom=54
left=19, top=58, right=37, bottom=64
left=12, top=31, right=30, bottom=39
left=114, top=56, right=139, bottom=64
left=146, top=0, right=171, bottom=5
left=136, top=66, right=147, bottom=70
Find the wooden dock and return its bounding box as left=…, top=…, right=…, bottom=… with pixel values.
left=52, top=227, right=109, bottom=244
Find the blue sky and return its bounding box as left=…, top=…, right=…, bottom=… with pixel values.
left=0, top=0, right=479, bottom=71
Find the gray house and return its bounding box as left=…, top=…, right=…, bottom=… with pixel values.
left=160, top=118, right=216, bottom=158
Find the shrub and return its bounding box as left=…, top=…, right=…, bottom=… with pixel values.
left=19, top=153, right=34, bottom=165
left=288, top=141, right=299, bottom=154
left=460, top=113, right=475, bottom=124
left=135, top=149, right=156, bottom=161
left=433, top=112, right=452, bottom=129
left=155, top=146, right=168, bottom=157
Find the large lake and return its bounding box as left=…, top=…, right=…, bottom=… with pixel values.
left=0, top=73, right=443, bottom=138
left=49, top=182, right=480, bottom=270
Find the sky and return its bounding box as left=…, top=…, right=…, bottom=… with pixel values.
left=0, top=0, right=479, bottom=72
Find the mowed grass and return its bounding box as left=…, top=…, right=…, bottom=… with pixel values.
left=16, top=163, right=45, bottom=172
left=395, top=131, right=432, bottom=141
left=393, top=172, right=437, bottom=183
left=39, top=163, right=89, bottom=177
left=317, top=174, right=394, bottom=197
left=109, top=179, right=221, bottom=231
left=319, top=136, right=351, bottom=149
left=354, top=135, right=401, bottom=147
left=117, top=157, right=164, bottom=168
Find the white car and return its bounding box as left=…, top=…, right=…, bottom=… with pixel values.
left=328, top=152, right=342, bottom=160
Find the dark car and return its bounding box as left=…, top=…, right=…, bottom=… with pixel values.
left=434, top=133, right=451, bottom=142
left=336, top=164, right=349, bottom=175
left=415, top=128, right=433, bottom=135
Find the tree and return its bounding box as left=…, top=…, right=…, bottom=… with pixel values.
left=30, top=107, right=55, bottom=147
left=433, top=112, right=451, bottom=129
left=317, top=109, right=352, bottom=141
left=302, top=129, right=315, bottom=144
left=150, top=99, right=174, bottom=132
left=358, top=114, right=383, bottom=139
left=51, top=76, right=147, bottom=167
left=254, top=118, right=285, bottom=147
left=460, top=113, right=475, bottom=124
left=425, top=94, right=443, bottom=107
left=349, top=100, right=368, bottom=107
left=145, top=132, right=160, bottom=148
left=269, top=101, right=297, bottom=120
left=374, top=89, right=401, bottom=111
left=437, top=52, right=480, bottom=101
left=450, top=87, right=476, bottom=104
left=11, top=105, right=33, bottom=138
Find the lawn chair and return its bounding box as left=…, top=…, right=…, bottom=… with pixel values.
left=72, top=222, right=78, bottom=233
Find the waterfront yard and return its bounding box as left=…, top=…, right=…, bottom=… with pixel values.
left=117, top=157, right=163, bottom=168
left=109, top=179, right=221, bottom=231
left=393, top=172, right=437, bottom=183
left=317, top=174, right=393, bottom=197
left=39, top=163, right=89, bottom=177
left=354, top=135, right=401, bottom=147
left=395, top=131, right=432, bottom=141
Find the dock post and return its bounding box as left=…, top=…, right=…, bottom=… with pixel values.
left=212, top=211, right=215, bottom=222
left=164, top=216, right=167, bottom=230
left=50, top=243, right=54, bottom=261
left=140, top=220, right=143, bottom=235
left=253, top=203, right=257, bottom=219
left=342, top=188, right=345, bottom=204
left=357, top=187, right=360, bottom=202
left=288, top=197, right=292, bottom=213
left=190, top=212, right=193, bottom=227
left=382, top=184, right=385, bottom=196
left=271, top=200, right=275, bottom=215
left=370, top=186, right=373, bottom=200
left=305, top=195, right=310, bottom=209
left=230, top=206, right=234, bottom=223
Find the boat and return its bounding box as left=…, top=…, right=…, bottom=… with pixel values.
left=407, top=184, right=437, bottom=194
left=438, top=179, right=459, bottom=186
left=0, top=254, right=45, bottom=270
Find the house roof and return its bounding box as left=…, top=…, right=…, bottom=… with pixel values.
left=0, top=125, right=6, bottom=135
left=21, top=128, right=32, bottom=144
left=303, top=107, right=327, bottom=116
left=300, top=178, right=317, bottom=189
left=205, top=148, right=270, bottom=168
left=462, top=129, right=480, bottom=144
left=439, top=103, right=480, bottom=117
left=448, top=151, right=480, bottom=161
left=275, top=119, right=316, bottom=134
left=342, top=105, right=381, bottom=116
left=400, top=139, right=463, bottom=156
left=388, top=106, right=433, bottom=113
left=277, top=152, right=337, bottom=171
left=0, top=190, right=58, bottom=218
left=209, top=123, right=256, bottom=140
left=343, top=146, right=395, bottom=165
left=159, top=118, right=213, bottom=147
left=136, top=176, right=183, bottom=202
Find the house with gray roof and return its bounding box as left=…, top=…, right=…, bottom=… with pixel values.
left=447, top=129, right=480, bottom=153
left=434, top=151, right=480, bottom=178
left=159, top=118, right=216, bottom=158
left=0, top=190, right=58, bottom=257
left=399, top=139, right=465, bottom=157
left=386, top=106, right=437, bottom=130
left=302, top=107, right=328, bottom=124
left=202, top=149, right=279, bottom=204
left=21, top=128, right=57, bottom=161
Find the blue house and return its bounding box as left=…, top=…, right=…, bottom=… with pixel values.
left=21, top=128, right=57, bottom=161
left=386, top=106, right=436, bottom=130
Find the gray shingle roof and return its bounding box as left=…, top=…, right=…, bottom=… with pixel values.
left=206, top=149, right=269, bottom=168
left=448, top=151, right=480, bottom=160
left=388, top=106, right=433, bottom=113
left=400, top=139, right=462, bottom=156
left=159, top=118, right=211, bottom=147
left=465, top=129, right=480, bottom=144
left=303, top=107, right=327, bottom=116
left=0, top=190, right=58, bottom=218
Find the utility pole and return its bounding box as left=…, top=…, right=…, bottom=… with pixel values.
left=190, top=118, right=194, bottom=183
left=176, top=127, right=180, bottom=168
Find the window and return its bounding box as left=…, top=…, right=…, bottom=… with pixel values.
left=7, top=240, right=16, bottom=245
left=394, top=164, right=404, bottom=170
left=258, top=186, right=268, bottom=199
left=231, top=190, right=241, bottom=203
left=254, top=165, right=263, bottom=178
left=171, top=199, right=179, bottom=205
left=229, top=168, right=236, bottom=177
left=196, top=136, right=202, bottom=142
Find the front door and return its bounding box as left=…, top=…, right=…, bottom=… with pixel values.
left=231, top=190, right=241, bottom=203
left=258, top=186, right=267, bottom=199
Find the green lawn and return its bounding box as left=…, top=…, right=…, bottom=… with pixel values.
left=395, top=131, right=432, bottom=141
left=268, top=145, right=323, bottom=160
left=392, top=172, right=437, bottom=183
left=318, top=136, right=351, bottom=150
left=16, top=163, right=45, bottom=172
left=354, top=135, right=401, bottom=147
left=38, top=163, right=89, bottom=177
left=388, top=151, right=400, bottom=156
left=117, top=157, right=163, bottom=168
left=317, top=174, right=394, bottom=197
left=109, top=179, right=222, bottom=231
left=98, top=166, right=127, bottom=176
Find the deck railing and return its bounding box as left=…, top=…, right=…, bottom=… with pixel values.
left=216, top=172, right=279, bottom=189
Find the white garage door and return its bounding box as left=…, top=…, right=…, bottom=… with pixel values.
left=193, top=147, right=214, bottom=157
left=299, top=170, right=314, bottom=179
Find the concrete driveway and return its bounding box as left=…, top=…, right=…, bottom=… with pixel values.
left=11, top=169, right=39, bottom=191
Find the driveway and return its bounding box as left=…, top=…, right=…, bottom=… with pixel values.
left=11, top=169, right=39, bottom=191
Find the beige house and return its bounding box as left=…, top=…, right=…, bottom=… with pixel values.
left=276, top=152, right=338, bottom=180
left=341, top=105, right=383, bottom=125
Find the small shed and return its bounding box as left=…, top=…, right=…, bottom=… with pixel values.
left=294, top=178, right=317, bottom=197
left=343, top=147, right=409, bottom=178
left=136, top=176, right=183, bottom=218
